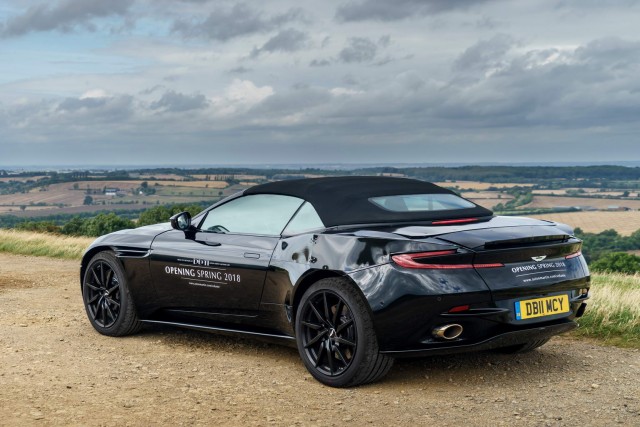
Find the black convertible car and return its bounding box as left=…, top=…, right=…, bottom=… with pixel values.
left=81, top=176, right=590, bottom=387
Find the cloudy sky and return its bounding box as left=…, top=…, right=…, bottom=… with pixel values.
left=1, top=0, right=639, bottom=166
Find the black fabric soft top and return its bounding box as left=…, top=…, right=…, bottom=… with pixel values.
left=244, top=176, right=493, bottom=227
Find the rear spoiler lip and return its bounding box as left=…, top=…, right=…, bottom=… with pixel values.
left=327, top=215, right=495, bottom=234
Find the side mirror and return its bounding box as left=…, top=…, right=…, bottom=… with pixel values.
left=170, top=211, right=192, bottom=231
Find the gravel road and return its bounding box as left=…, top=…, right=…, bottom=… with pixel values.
left=1, top=253, right=638, bottom=426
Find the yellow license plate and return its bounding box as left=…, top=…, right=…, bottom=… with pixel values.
left=515, top=295, right=570, bottom=320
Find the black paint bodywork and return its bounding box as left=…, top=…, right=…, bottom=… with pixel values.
left=81, top=192, right=590, bottom=356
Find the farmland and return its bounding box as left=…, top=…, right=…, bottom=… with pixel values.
left=524, top=195, right=640, bottom=210
left=529, top=211, right=640, bottom=235
left=0, top=166, right=638, bottom=240
left=461, top=191, right=514, bottom=209
left=435, top=181, right=535, bottom=190
left=0, top=174, right=253, bottom=217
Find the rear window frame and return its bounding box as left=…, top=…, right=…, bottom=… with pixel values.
left=368, top=193, right=477, bottom=213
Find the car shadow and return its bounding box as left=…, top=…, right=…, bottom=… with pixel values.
left=384, top=342, right=580, bottom=387
left=136, top=324, right=579, bottom=388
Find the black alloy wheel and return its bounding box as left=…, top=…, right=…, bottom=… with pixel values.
left=299, top=290, right=357, bottom=377
left=84, top=260, right=121, bottom=328
left=82, top=251, right=142, bottom=336
left=295, top=278, right=394, bottom=387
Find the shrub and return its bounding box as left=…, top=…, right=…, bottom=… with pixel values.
left=590, top=252, right=640, bottom=274
left=137, top=204, right=204, bottom=227
left=80, top=213, right=134, bottom=236
left=15, top=221, right=60, bottom=234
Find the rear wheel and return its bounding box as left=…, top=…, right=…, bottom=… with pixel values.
left=295, top=277, right=394, bottom=387
left=496, top=338, right=550, bottom=354
left=82, top=251, right=142, bottom=337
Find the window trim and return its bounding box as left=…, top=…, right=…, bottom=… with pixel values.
left=280, top=201, right=326, bottom=237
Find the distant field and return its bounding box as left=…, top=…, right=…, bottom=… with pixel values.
left=190, top=174, right=265, bottom=180
left=532, top=190, right=637, bottom=198
left=154, top=186, right=225, bottom=197
left=0, top=181, right=144, bottom=209
left=135, top=173, right=186, bottom=180
left=529, top=211, right=640, bottom=235
left=0, top=204, right=147, bottom=218
left=464, top=191, right=514, bottom=209
left=525, top=195, right=640, bottom=210
left=0, top=179, right=230, bottom=214
left=0, top=183, right=86, bottom=207
left=435, top=181, right=535, bottom=190
left=0, top=175, right=47, bottom=182
left=152, top=181, right=226, bottom=188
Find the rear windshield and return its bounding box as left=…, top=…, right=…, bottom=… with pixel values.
left=369, top=194, right=476, bottom=212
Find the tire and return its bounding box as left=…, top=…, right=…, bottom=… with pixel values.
left=495, top=338, right=550, bottom=354
left=295, top=277, right=394, bottom=387
left=82, top=251, right=142, bottom=337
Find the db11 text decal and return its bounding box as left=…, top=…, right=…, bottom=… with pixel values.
left=511, top=261, right=567, bottom=284
left=165, top=258, right=241, bottom=289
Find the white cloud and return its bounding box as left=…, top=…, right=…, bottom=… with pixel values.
left=80, top=89, right=109, bottom=99
left=1, top=1, right=640, bottom=165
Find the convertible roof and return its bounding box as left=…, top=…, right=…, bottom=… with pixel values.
left=244, top=176, right=493, bottom=227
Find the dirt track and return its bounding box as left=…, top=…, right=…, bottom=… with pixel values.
left=1, top=253, right=638, bottom=426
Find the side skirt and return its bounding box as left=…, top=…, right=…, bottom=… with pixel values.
left=140, top=319, right=296, bottom=347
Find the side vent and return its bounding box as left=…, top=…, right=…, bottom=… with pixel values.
left=114, top=246, right=150, bottom=258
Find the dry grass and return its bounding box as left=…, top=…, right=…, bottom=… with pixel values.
left=573, top=273, right=640, bottom=347
left=529, top=211, right=640, bottom=235
left=0, top=229, right=93, bottom=260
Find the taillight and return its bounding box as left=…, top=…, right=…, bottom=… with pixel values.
left=391, top=251, right=504, bottom=270
left=391, top=250, right=457, bottom=268
left=565, top=250, right=582, bottom=259
left=431, top=218, right=478, bottom=225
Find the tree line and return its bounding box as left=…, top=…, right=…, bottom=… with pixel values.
left=9, top=204, right=204, bottom=237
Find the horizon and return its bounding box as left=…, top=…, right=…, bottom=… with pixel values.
left=2, top=160, right=640, bottom=173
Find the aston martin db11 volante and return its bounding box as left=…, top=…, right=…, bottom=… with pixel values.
left=81, top=176, right=590, bottom=387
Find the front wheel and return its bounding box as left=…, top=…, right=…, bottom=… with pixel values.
left=82, top=251, right=142, bottom=336
left=295, top=277, right=394, bottom=387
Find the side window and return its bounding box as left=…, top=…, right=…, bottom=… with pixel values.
left=199, top=194, right=304, bottom=236
left=283, top=202, right=325, bottom=235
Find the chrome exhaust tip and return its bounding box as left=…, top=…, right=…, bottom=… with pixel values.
left=432, top=324, right=463, bottom=340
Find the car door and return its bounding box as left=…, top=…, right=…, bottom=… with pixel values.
left=149, top=194, right=305, bottom=313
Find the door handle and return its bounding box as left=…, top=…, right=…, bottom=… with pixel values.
left=244, top=252, right=260, bottom=259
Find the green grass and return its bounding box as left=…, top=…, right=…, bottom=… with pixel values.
left=571, top=273, right=640, bottom=348
left=0, top=229, right=93, bottom=260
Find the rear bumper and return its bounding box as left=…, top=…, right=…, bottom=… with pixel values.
left=380, top=320, right=577, bottom=358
